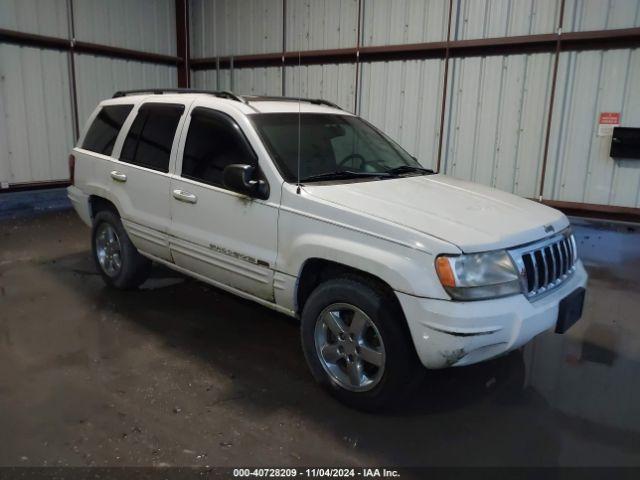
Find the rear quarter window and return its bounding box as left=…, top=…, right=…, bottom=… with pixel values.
left=81, top=105, right=133, bottom=156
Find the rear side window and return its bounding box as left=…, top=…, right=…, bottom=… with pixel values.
left=181, top=108, right=257, bottom=187
left=82, top=105, right=133, bottom=155
left=120, top=103, right=185, bottom=173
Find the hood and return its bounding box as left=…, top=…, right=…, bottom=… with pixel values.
left=303, top=174, right=568, bottom=252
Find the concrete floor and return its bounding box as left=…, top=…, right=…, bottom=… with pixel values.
left=0, top=209, right=639, bottom=467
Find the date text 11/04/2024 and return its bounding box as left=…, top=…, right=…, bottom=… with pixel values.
left=232, top=468, right=401, bottom=478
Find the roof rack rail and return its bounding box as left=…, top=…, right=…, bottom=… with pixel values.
left=308, top=98, right=343, bottom=110
left=112, top=88, right=248, bottom=104
left=241, top=95, right=343, bottom=110
left=111, top=89, right=343, bottom=110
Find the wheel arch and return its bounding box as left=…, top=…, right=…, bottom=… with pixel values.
left=296, top=258, right=402, bottom=316
left=89, top=195, right=120, bottom=220
left=281, top=231, right=448, bottom=309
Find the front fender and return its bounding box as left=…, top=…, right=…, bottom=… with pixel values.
left=278, top=228, right=451, bottom=299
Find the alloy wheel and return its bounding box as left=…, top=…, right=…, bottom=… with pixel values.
left=95, top=222, right=122, bottom=277
left=314, top=303, right=386, bottom=392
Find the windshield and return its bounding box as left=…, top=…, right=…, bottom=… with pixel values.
left=251, top=113, right=425, bottom=182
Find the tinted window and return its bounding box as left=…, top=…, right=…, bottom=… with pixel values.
left=181, top=108, right=257, bottom=187
left=120, top=104, right=184, bottom=173
left=82, top=105, right=133, bottom=155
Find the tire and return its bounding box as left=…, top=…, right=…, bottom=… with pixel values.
left=91, top=209, right=151, bottom=289
left=300, top=276, right=423, bottom=411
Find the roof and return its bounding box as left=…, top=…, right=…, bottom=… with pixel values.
left=104, top=89, right=350, bottom=115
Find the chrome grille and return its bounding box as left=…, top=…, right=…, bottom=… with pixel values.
left=509, top=231, right=577, bottom=300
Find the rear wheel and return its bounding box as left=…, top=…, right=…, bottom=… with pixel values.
left=92, top=210, right=151, bottom=289
left=301, top=276, right=422, bottom=411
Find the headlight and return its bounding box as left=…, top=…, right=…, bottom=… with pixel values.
left=435, top=250, right=521, bottom=300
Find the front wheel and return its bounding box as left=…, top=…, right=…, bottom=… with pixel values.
left=300, top=277, right=422, bottom=411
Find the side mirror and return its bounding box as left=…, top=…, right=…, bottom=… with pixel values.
left=223, top=164, right=269, bottom=200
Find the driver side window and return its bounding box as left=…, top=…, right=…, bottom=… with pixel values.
left=181, top=108, right=257, bottom=188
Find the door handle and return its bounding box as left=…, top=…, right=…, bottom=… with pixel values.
left=172, top=189, right=197, bottom=204
left=110, top=170, right=127, bottom=182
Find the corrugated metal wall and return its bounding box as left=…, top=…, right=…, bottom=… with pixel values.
left=450, top=0, right=640, bottom=38
left=362, top=0, right=449, bottom=45
left=192, top=67, right=281, bottom=96
left=442, top=53, right=555, bottom=198
left=564, top=0, right=640, bottom=31
left=0, top=44, right=74, bottom=185
left=3, top=0, right=640, bottom=207
left=545, top=48, right=640, bottom=207
left=0, top=0, right=178, bottom=186
left=192, top=68, right=232, bottom=90
left=189, top=0, right=640, bottom=211
left=285, top=64, right=356, bottom=110
left=190, top=0, right=283, bottom=57
left=192, top=63, right=355, bottom=111
left=74, top=55, right=177, bottom=128
left=453, top=0, right=561, bottom=39
left=234, top=66, right=282, bottom=96
left=286, top=0, right=359, bottom=51
left=73, top=0, right=176, bottom=55
left=359, top=59, right=445, bottom=171
left=0, top=0, right=69, bottom=38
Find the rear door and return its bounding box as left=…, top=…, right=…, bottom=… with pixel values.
left=107, top=102, right=187, bottom=261
left=168, top=105, right=278, bottom=301
left=74, top=103, right=134, bottom=206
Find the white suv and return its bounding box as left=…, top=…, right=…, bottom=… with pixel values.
left=67, top=89, right=587, bottom=410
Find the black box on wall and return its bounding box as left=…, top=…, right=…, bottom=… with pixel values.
left=611, top=127, right=640, bottom=159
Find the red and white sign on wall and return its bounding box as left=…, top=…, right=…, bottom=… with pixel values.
left=597, top=112, right=620, bottom=137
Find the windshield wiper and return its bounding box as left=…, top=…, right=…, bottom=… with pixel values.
left=385, top=165, right=435, bottom=176
left=301, top=170, right=391, bottom=183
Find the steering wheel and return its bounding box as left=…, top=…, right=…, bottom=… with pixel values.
left=338, top=153, right=389, bottom=173
left=338, top=153, right=367, bottom=169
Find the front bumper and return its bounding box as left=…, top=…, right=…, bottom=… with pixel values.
left=397, top=261, right=588, bottom=369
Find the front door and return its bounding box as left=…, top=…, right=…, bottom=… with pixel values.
left=169, top=106, right=278, bottom=301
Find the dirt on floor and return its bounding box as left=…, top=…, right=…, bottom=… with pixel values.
left=1, top=210, right=639, bottom=467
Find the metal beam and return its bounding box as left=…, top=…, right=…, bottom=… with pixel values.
left=0, top=28, right=183, bottom=66
left=539, top=0, right=566, bottom=199
left=190, top=27, right=640, bottom=70
left=0, top=28, right=68, bottom=50
left=353, top=0, right=362, bottom=114
left=435, top=0, right=454, bottom=173
left=281, top=0, right=287, bottom=96
left=175, top=0, right=190, bottom=87
left=537, top=199, right=640, bottom=223
left=66, top=0, right=80, bottom=141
